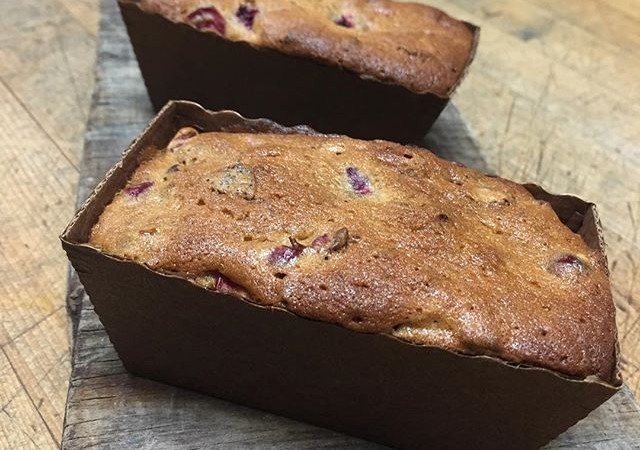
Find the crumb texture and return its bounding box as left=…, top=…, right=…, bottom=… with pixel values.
left=90, top=129, right=617, bottom=383
left=134, top=0, right=476, bottom=95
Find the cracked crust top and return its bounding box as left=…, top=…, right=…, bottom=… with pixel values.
left=131, top=0, right=478, bottom=95
left=89, top=128, right=618, bottom=384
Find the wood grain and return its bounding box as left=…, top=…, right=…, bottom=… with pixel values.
left=0, top=0, right=639, bottom=448
left=60, top=1, right=640, bottom=449
left=0, top=0, right=98, bottom=448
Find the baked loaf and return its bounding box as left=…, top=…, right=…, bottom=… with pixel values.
left=133, top=0, right=477, bottom=96
left=89, top=128, right=617, bottom=383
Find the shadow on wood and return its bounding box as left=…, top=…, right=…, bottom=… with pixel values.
left=423, top=103, right=490, bottom=174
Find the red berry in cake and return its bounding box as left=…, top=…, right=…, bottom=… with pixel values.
left=168, top=127, right=199, bottom=152
left=311, top=234, right=331, bottom=250
left=187, top=7, right=226, bottom=35
left=335, top=14, right=354, bottom=28
left=346, top=166, right=372, bottom=195
left=215, top=273, right=242, bottom=294
left=311, top=228, right=350, bottom=253
left=268, top=238, right=306, bottom=265
left=124, top=181, right=153, bottom=198
left=167, top=164, right=180, bottom=173
left=550, top=254, right=586, bottom=276
left=236, top=4, right=259, bottom=29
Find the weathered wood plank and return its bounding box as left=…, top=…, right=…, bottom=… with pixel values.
left=0, top=0, right=99, bottom=447
left=0, top=350, right=60, bottom=450
left=61, top=0, right=640, bottom=449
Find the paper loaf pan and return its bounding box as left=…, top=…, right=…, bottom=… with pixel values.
left=61, top=101, right=620, bottom=450
left=117, top=0, right=479, bottom=144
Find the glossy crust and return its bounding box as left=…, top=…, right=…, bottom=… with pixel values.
left=132, top=0, right=477, bottom=95
left=90, top=129, right=617, bottom=383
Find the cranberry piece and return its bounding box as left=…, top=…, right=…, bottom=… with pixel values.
left=167, top=164, right=180, bottom=173
left=124, top=181, right=153, bottom=198
left=335, top=14, right=354, bottom=28
left=187, top=7, right=226, bottom=35
left=311, top=234, right=331, bottom=250
left=346, top=166, right=372, bottom=195
left=550, top=254, right=586, bottom=276
left=236, top=4, right=259, bottom=29
left=311, top=228, right=350, bottom=253
left=268, top=238, right=306, bottom=265
left=168, top=127, right=198, bottom=152
left=215, top=273, right=243, bottom=294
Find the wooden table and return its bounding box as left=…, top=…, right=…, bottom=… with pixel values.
left=1, top=0, right=639, bottom=448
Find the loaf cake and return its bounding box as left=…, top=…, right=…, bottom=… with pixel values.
left=118, top=0, right=479, bottom=141
left=134, top=0, right=476, bottom=96
left=89, top=126, right=618, bottom=383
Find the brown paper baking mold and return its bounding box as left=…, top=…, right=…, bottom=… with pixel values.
left=117, top=0, right=479, bottom=144
left=62, top=101, right=620, bottom=450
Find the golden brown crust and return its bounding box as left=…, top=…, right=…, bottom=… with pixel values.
left=90, top=129, right=617, bottom=383
left=133, top=0, right=477, bottom=95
